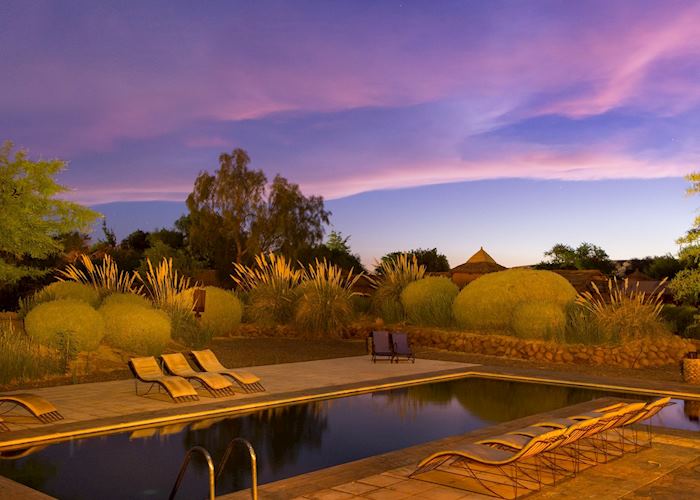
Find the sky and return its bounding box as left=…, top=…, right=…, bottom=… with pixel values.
left=2, top=0, right=700, bottom=267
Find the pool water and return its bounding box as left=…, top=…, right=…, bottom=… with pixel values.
left=0, top=378, right=696, bottom=499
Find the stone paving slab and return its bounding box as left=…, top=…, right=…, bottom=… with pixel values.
left=0, top=356, right=476, bottom=449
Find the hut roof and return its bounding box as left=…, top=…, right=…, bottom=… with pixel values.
left=627, top=269, right=654, bottom=282
left=550, top=269, right=607, bottom=293
left=451, top=247, right=506, bottom=274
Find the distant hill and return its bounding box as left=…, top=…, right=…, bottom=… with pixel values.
left=90, top=201, right=187, bottom=241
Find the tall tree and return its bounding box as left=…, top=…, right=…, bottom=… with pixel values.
left=537, top=242, right=613, bottom=274
left=186, top=148, right=330, bottom=275
left=0, top=141, right=99, bottom=284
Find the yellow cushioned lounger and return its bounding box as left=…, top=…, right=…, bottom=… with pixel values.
left=0, top=393, right=64, bottom=424
left=190, top=349, right=264, bottom=392
left=128, top=357, right=199, bottom=403
left=160, top=353, right=235, bottom=398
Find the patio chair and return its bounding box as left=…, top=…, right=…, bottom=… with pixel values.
left=0, top=418, right=8, bottom=432
left=410, top=428, right=567, bottom=499
left=128, top=357, right=199, bottom=403
left=391, top=331, right=415, bottom=363
left=189, top=350, right=264, bottom=392
left=160, top=353, right=235, bottom=398
left=0, top=393, right=64, bottom=424
left=369, top=330, right=394, bottom=363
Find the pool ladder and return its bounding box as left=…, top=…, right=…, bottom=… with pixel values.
left=169, top=437, right=258, bottom=500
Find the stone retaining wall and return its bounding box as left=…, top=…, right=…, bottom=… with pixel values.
left=384, top=327, right=695, bottom=368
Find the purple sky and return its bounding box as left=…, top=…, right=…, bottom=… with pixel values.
left=2, top=1, right=700, bottom=267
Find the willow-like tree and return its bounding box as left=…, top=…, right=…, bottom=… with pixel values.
left=0, top=141, right=99, bottom=284
left=186, top=148, right=330, bottom=274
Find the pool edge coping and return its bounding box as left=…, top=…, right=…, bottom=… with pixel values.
left=1, top=365, right=699, bottom=451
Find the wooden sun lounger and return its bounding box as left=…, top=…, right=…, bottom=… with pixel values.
left=411, top=428, right=567, bottom=499
left=190, top=350, right=264, bottom=393
left=369, top=331, right=394, bottom=363
left=161, top=353, right=235, bottom=398
left=0, top=393, right=64, bottom=425
left=0, top=418, right=8, bottom=432
left=128, top=357, right=199, bottom=403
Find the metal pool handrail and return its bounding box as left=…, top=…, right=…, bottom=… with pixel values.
left=169, top=445, right=215, bottom=500
left=216, top=437, right=258, bottom=500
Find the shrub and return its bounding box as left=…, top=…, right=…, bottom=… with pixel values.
left=511, top=302, right=566, bottom=340
left=99, top=303, right=171, bottom=355
left=295, top=259, right=361, bottom=337
left=575, top=277, right=670, bottom=343
left=100, top=292, right=152, bottom=309
left=178, top=286, right=242, bottom=336
left=452, top=269, right=577, bottom=332
left=668, top=269, right=700, bottom=305
left=0, top=323, right=62, bottom=384
left=661, top=304, right=698, bottom=336
left=25, top=299, right=104, bottom=352
left=169, top=307, right=213, bottom=348
left=42, top=281, right=101, bottom=307
left=369, top=254, right=426, bottom=323
left=231, top=253, right=302, bottom=325
left=400, top=277, right=458, bottom=326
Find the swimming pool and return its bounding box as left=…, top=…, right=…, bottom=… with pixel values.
left=0, top=377, right=695, bottom=499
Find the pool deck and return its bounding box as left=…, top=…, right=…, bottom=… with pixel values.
left=1, top=354, right=700, bottom=499
left=219, top=401, right=700, bottom=500
left=0, top=356, right=478, bottom=450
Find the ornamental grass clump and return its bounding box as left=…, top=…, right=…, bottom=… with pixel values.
left=231, top=252, right=302, bottom=325
left=178, top=286, right=243, bottom=337
left=574, top=277, right=669, bottom=344
left=400, top=276, right=458, bottom=326
left=24, top=299, right=104, bottom=352
left=296, top=259, right=362, bottom=337
left=0, top=323, right=61, bottom=385
left=58, top=254, right=142, bottom=295
left=369, top=254, right=426, bottom=323
left=99, top=303, right=171, bottom=355
left=139, top=257, right=193, bottom=309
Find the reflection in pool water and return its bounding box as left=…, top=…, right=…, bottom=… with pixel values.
left=0, top=378, right=695, bottom=499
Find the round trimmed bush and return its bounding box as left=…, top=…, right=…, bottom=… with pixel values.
left=452, top=269, right=577, bottom=332
left=99, top=303, right=171, bottom=355
left=101, top=292, right=152, bottom=309
left=25, top=299, right=104, bottom=352
left=178, top=286, right=242, bottom=336
left=42, top=281, right=100, bottom=307
left=401, top=277, right=459, bottom=326
left=512, top=302, right=567, bottom=340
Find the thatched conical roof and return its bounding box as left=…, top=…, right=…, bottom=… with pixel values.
left=451, top=247, right=506, bottom=274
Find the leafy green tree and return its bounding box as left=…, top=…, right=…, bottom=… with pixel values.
left=670, top=172, right=700, bottom=304
left=537, top=242, right=614, bottom=274
left=186, top=148, right=330, bottom=277
left=375, top=248, right=450, bottom=274
left=0, top=141, right=99, bottom=284
left=644, top=254, right=682, bottom=280
left=298, top=231, right=365, bottom=272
